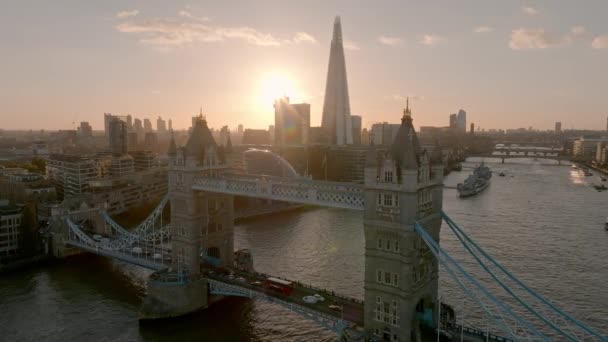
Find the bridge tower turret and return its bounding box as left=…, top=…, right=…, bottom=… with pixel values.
left=363, top=103, right=444, bottom=341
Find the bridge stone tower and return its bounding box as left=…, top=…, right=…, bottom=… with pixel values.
left=363, top=102, right=444, bottom=342
left=142, top=113, right=234, bottom=320
left=168, top=114, right=234, bottom=276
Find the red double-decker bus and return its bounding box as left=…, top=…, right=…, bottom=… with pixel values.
left=264, top=277, right=294, bottom=296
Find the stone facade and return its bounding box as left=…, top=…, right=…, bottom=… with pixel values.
left=363, top=105, right=444, bottom=342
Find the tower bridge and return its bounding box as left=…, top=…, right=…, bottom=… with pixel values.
left=53, top=110, right=606, bottom=342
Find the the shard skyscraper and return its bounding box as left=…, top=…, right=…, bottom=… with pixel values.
left=321, top=16, right=353, bottom=145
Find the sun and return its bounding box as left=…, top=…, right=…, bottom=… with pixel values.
left=257, top=72, right=297, bottom=106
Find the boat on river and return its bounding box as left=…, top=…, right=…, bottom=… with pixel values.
left=457, top=163, right=492, bottom=197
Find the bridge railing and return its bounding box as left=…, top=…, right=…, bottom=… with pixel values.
left=446, top=322, right=515, bottom=342
left=239, top=270, right=364, bottom=306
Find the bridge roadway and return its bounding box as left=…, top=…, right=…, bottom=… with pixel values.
left=204, top=268, right=365, bottom=326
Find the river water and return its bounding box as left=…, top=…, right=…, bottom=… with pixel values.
left=1, top=159, right=607, bottom=341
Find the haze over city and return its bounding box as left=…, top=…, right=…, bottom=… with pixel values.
left=1, top=0, right=607, bottom=131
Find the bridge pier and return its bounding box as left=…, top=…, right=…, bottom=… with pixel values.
left=140, top=271, right=208, bottom=320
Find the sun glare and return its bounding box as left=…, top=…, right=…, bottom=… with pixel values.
left=257, top=72, right=297, bottom=106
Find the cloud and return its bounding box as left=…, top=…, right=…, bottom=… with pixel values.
left=420, top=34, right=445, bottom=46
left=292, top=32, right=317, bottom=44
left=473, top=26, right=494, bottom=33
left=509, top=26, right=588, bottom=50
left=116, top=10, right=139, bottom=19
left=592, top=35, right=608, bottom=49
left=178, top=10, right=192, bottom=18
left=522, top=6, right=539, bottom=16
left=343, top=40, right=360, bottom=51
left=378, top=35, right=403, bottom=46
left=116, top=16, right=316, bottom=49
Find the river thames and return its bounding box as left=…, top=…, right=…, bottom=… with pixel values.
left=1, top=159, right=607, bottom=341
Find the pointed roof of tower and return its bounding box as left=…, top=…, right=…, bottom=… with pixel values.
left=390, top=100, right=421, bottom=170
left=185, top=111, right=217, bottom=157
left=168, top=131, right=177, bottom=156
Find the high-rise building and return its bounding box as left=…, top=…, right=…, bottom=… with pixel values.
left=219, top=126, right=230, bottom=146
left=268, top=125, right=275, bottom=142
left=555, top=121, right=562, bottom=132
left=157, top=116, right=167, bottom=133
left=274, top=96, right=310, bottom=146
left=351, top=115, right=362, bottom=145
left=144, top=119, right=152, bottom=132
left=126, top=115, right=133, bottom=130
left=606, top=116, right=608, bottom=132
left=104, top=113, right=113, bottom=136
left=108, top=117, right=128, bottom=155
left=456, top=109, right=467, bottom=132
left=361, top=128, right=370, bottom=145
left=79, top=122, right=92, bottom=137
left=168, top=119, right=172, bottom=131
left=144, top=132, right=158, bottom=150
left=134, top=118, right=143, bottom=131
left=371, top=122, right=400, bottom=145
left=127, top=132, right=138, bottom=151
left=321, top=16, right=353, bottom=145
left=449, top=113, right=457, bottom=128
left=470, top=122, right=475, bottom=134
left=238, top=124, right=244, bottom=134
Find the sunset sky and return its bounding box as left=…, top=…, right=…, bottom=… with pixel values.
left=1, top=0, right=607, bottom=131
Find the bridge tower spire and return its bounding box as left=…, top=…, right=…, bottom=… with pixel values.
left=363, top=107, right=444, bottom=341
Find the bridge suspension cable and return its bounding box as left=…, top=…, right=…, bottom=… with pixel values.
left=441, top=211, right=608, bottom=342
left=414, top=222, right=550, bottom=341
left=101, top=194, right=170, bottom=244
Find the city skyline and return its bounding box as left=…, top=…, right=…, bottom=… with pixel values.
left=1, top=0, right=608, bottom=131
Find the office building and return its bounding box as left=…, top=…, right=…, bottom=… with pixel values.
left=455, top=110, right=467, bottom=132
left=351, top=115, right=362, bottom=145
left=449, top=114, right=457, bottom=128
left=573, top=138, right=608, bottom=160
left=242, top=129, right=271, bottom=145
left=79, top=122, right=93, bottom=137
left=46, top=154, right=98, bottom=198
left=130, top=151, right=157, bottom=171
left=274, top=97, right=310, bottom=146
left=104, top=113, right=113, bottom=136
left=361, top=128, right=370, bottom=145
left=219, top=126, right=230, bottom=146
left=370, top=123, right=400, bottom=145
left=108, top=116, right=128, bottom=155
left=157, top=116, right=167, bottom=133
left=0, top=200, right=22, bottom=260
left=144, top=132, right=158, bottom=150
left=110, top=154, right=135, bottom=177
left=127, top=132, right=138, bottom=151
left=144, top=119, right=152, bottom=132
left=321, top=17, right=353, bottom=145
left=555, top=122, right=562, bottom=132
left=238, top=124, right=244, bottom=134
